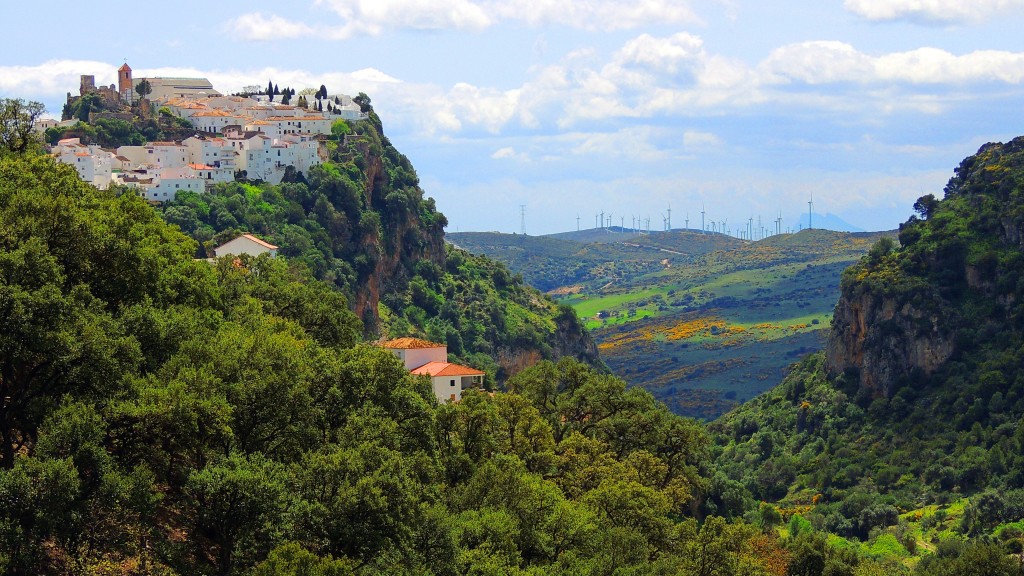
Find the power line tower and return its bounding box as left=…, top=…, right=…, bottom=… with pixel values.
left=520, top=205, right=526, bottom=235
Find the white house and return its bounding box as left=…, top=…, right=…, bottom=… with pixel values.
left=188, top=109, right=245, bottom=134
left=213, top=234, right=279, bottom=258
left=52, top=138, right=112, bottom=189
left=117, top=142, right=189, bottom=169
left=379, top=338, right=485, bottom=403
left=279, top=133, right=322, bottom=173
left=144, top=166, right=203, bottom=201
left=183, top=135, right=238, bottom=184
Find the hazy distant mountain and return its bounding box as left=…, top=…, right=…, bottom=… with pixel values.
left=794, top=212, right=865, bottom=232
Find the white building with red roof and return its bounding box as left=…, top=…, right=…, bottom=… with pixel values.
left=379, top=338, right=485, bottom=403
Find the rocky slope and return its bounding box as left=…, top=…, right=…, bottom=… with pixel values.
left=825, top=137, right=1024, bottom=398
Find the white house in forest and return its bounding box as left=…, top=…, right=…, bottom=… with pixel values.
left=379, top=338, right=485, bottom=403
left=213, top=234, right=279, bottom=258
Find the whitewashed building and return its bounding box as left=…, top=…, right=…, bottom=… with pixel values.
left=53, top=138, right=113, bottom=190
left=117, top=142, right=189, bottom=169
left=213, top=234, right=279, bottom=258
left=379, top=338, right=485, bottom=403
left=184, top=136, right=238, bottom=184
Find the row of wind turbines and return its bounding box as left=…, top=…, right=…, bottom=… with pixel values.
left=577, top=196, right=815, bottom=241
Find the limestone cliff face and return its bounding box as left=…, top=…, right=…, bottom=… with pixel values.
left=825, top=138, right=1024, bottom=397
left=350, top=141, right=446, bottom=332
left=826, top=292, right=953, bottom=397
left=344, top=114, right=601, bottom=376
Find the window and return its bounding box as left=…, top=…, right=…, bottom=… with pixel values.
left=450, top=379, right=456, bottom=387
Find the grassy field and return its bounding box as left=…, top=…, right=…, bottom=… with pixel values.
left=449, top=228, right=892, bottom=420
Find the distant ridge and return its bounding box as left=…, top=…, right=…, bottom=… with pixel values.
left=794, top=212, right=864, bottom=232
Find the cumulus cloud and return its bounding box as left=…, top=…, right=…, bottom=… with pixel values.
left=0, top=59, right=117, bottom=100
left=762, top=42, right=1024, bottom=85
left=228, top=13, right=315, bottom=40
left=844, top=0, right=1024, bottom=23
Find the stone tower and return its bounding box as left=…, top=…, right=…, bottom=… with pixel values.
left=118, top=63, right=133, bottom=101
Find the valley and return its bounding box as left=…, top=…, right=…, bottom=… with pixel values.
left=450, top=227, right=893, bottom=419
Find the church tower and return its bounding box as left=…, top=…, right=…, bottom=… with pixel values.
left=118, top=63, right=133, bottom=102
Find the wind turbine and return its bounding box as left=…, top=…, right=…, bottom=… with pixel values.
left=667, top=203, right=672, bottom=231
left=685, top=212, right=689, bottom=231
left=808, top=194, right=814, bottom=230
left=701, top=204, right=706, bottom=234
left=576, top=214, right=580, bottom=232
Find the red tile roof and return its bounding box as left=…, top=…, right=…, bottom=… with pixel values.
left=379, top=337, right=445, bottom=349
left=410, top=361, right=485, bottom=377
left=239, top=234, right=278, bottom=250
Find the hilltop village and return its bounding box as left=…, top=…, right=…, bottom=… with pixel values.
left=44, top=63, right=366, bottom=200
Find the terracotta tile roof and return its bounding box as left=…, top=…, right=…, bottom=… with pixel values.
left=239, top=234, right=278, bottom=250
left=191, top=110, right=234, bottom=117
left=411, top=361, right=485, bottom=377
left=379, top=337, right=445, bottom=349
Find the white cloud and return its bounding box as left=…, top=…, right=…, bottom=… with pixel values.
left=230, top=0, right=701, bottom=41
left=569, top=127, right=671, bottom=161
left=315, top=0, right=491, bottom=36
left=683, top=130, right=722, bottom=150
left=614, top=33, right=705, bottom=75
left=228, top=13, right=315, bottom=41
left=491, top=146, right=530, bottom=161
left=489, top=0, right=701, bottom=30
left=762, top=42, right=1024, bottom=85
left=844, top=0, right=1024, bottom=23
left=0, top=59, right=117, bottom=100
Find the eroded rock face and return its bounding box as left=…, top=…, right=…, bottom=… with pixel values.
left=826, top=292, right=953, bottom=398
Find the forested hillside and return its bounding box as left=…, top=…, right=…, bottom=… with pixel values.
left=156, top=99, right=599, bottom=380
left=711, top=138, right=1024, bottom=571
left=0, top=153, right=769, bottom=575
left=7, top=94, right=1024, bottom=573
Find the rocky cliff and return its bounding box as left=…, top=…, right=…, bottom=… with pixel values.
left=825, top=137, right=1024, bottom=397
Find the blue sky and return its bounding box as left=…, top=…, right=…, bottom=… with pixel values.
left=4, top=0, right=1024, bottom=234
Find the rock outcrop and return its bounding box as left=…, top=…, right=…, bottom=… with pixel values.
left=826, top=292, right=953, bottom=397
